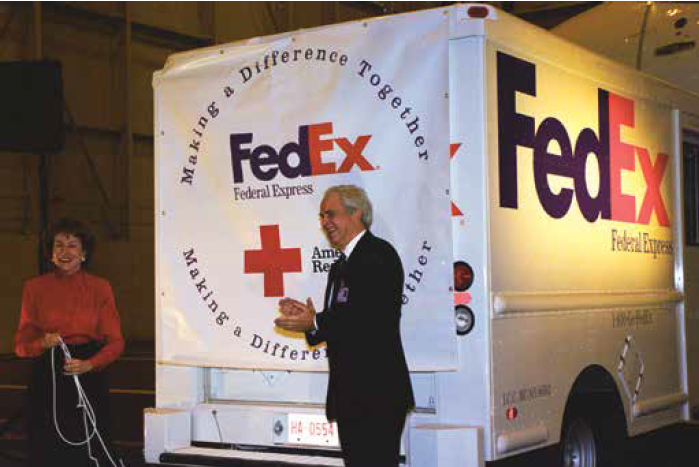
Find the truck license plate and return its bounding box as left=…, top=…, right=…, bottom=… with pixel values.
left=287, top=413, right=340, bottom=447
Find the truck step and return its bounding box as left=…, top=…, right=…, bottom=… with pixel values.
left=159, top=446, right=345, bottom=466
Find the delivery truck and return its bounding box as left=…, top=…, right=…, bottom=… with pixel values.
left=146, top=4, right=699, bottom=467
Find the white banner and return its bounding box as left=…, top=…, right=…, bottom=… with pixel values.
left=154, top=9, right=456, bottom=371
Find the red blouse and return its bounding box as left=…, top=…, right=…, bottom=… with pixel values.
left=15, top=270, right=124, bottom=369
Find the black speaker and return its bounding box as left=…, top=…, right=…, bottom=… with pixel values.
left=0, top=60, right=64, bottom=153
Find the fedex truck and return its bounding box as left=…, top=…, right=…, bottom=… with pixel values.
left=147, top=4, right=699, bottom=467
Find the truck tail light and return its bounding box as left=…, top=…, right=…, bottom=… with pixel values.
left=467, top=6, right=489, bottom=18
left=453, top=261, right=474, bottom=292
left=455, top=305, right=475, bottom=335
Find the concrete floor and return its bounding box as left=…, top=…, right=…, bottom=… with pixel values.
left=496, top=422, right=698, bottom=467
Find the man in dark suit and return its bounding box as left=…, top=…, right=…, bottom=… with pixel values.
left=275, top=184, right=414, bottom=467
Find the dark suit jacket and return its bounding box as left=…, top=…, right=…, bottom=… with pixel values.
left=306, top=231, right=415, bottom=421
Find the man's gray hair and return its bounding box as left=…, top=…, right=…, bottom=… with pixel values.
left=324, top=185, right=373, bottom=229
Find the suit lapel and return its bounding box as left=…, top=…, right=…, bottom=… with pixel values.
left=325, top=232, right=372, bottom=309
left=325, top=261, right=339, bottom=309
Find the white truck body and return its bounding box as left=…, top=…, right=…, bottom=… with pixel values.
left=147, top=5, right=699, bottom=466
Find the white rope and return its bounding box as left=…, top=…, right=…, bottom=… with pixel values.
left=50, top=338, right=125, bottom=467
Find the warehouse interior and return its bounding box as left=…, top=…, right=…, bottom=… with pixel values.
left=4, top=1, right=697, bottom=465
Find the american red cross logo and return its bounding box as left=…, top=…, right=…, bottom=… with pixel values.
left=244, top=225, right=302, bottom=297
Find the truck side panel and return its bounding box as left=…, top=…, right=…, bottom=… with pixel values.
left=440, top=33, right=492, bottom=452
left=483, top=17, right=688, bottom=459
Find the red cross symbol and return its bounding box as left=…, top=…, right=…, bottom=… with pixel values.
left=244, top=225, right=302, bottom=297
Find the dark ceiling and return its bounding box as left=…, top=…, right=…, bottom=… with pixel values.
left=500, top=1, right=603, bottom=29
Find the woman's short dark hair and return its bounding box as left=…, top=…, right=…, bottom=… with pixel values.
left=47, top=218, right=96, bottom=267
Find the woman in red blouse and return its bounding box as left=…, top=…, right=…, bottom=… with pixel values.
left=15, top=218, right=124, bottom=466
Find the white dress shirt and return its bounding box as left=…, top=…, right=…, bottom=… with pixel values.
left=342, top=230, right=366, bottom=259
left=313, top=230, right=366, bottom=330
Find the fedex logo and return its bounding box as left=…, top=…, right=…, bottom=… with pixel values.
left=497, top=52, right=670, bottom=227
left=230, top=122, right=374, bottom=183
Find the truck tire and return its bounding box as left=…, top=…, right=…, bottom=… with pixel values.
left=560, top=396, right=627, bottom=467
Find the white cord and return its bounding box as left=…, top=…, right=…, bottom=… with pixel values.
left=50, top=338, right=125, bottom=467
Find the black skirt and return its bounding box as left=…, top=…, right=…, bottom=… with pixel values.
left=27, top=341, right=119, bottom=467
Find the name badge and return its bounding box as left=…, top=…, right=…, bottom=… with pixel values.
left=336, top=285, right=349, bottom=304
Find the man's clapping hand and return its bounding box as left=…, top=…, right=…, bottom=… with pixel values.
left=275, top=298, right=316, bottom=332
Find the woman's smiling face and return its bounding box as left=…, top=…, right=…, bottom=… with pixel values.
left=52, top=232, right=84, bottom=275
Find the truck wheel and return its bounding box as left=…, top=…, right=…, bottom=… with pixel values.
left=560, top=398, right=626, bottom=467
left=561, top=416, right=597, bottom=467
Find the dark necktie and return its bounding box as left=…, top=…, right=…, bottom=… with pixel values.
left=336, top=252, right=347, bottom=269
